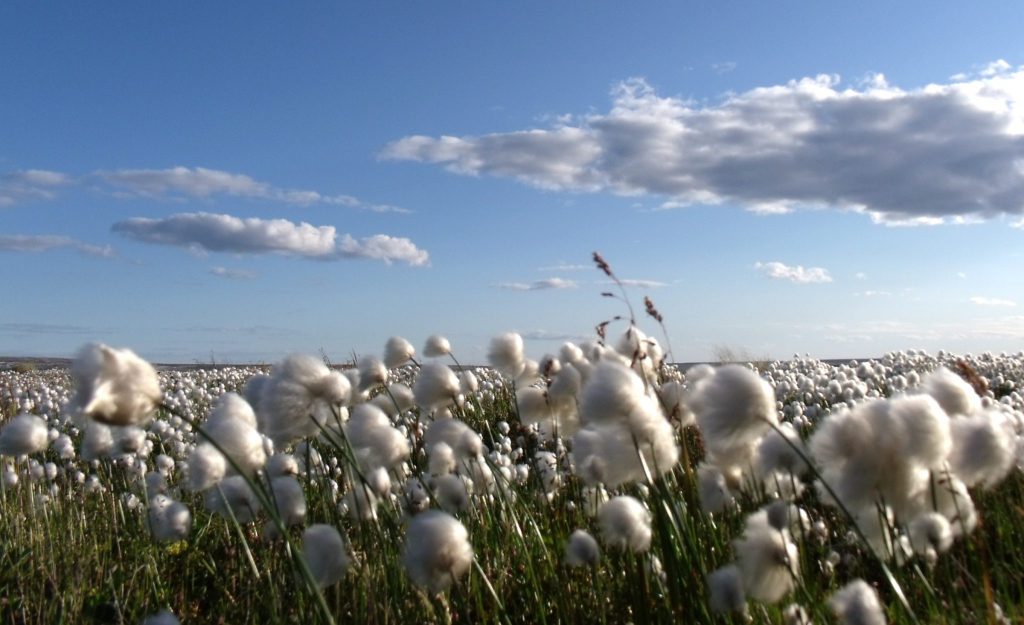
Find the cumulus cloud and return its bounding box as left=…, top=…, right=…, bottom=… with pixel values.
left=95, top=166, right=411, bottom=213
left=970, top=296, right=1017, bottom=307
left=0, top=170, right=71, bottom=205
left=0, top=234, right=114, bottom=258
left=111, top=212, right=429, bottom=266
left=497, top=277, right=578, bottom=291
left=210, top=266, right=257, bottom=280
left=756, top=261, right=833, bottom=283
left=384, top=63, right=1024, bottom=224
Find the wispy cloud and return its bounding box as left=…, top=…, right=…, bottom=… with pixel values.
left=0, top=322, right=97, bottom=335
left=95, top=166, right=411, bottom=213
left=521, top=329, right=591, bottom=342
left=384, top=63, right=1024, bottom=224
left=0, top=169, right=71, bottom=206
left=0, top=234, right=115, bottom=258
left=209, top=266, right=257, bottom=280
left=537, top=262, right=589, bottom=272
left=711, top=61, right=738, bottom=74
left=111, top=212, right=429, bottom=266
left=496, top=277, right=578, bottom=291
left=970, top=296, right=1017, bottom=307
left=755, top=261, right=832, bottom=284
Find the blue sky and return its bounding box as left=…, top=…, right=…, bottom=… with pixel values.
left=2, top=2, right=1024, bottom=364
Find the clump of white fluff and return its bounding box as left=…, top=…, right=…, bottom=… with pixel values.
left=345, top=404, right=410, bottom=471
left=68, top=343, right=162, bottom=426
left=488, top=332, right=525, bottom=378
left=80, top=422, right=114, bottom=461
left=698, top=463, right=736, bottom=514
left=204, top=475, right=260, bottom=523
left=302, top=524, right=351, bottom=588
left=922, top=367, right=981, bottom=416
left=147, top=494, right=191, bottom=542
left=733, top=510, right=799, bottom=603
left=383, top=336, right=416, bottom=369
left=829, top=579, right=887, bottom=625
left=707, top=564, right=747, bottom=616
left=0, top=413, right=49, bottom=456
left=908, top=511, right=953, bottom=562
left=690, top=365, right=777, bottom=464
left=424, top=334, right=452, bottom=358
left=402, top=510, right=474, bottom=594
left=187, top=443, right=227, bottom=491
left=413, top=363, right=461, bottom=412
left=565, top=529, right=601, bottom=567
left=258, top=354, right=351, bottom=448
left=424, top=418, right=483, bottom=462
left=268, top=475, right=306, bottom=527
left=756, top=422, right=810, bottom=478
left=357, top=355, right=388, bottom=391
left=203, top=393, right=266, bottom=476
left=598, top=496, right=652, bottom=553
left=948, top=411, right=1016, bottom=488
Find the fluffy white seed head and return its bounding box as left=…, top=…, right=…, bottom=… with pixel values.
left=698, top=463, right=736, bottom=514
left=302, top=524, right=351, bottom=588
left=565, top=529, right=601, bottom=567
left=922, top=367, right=981, bottom=417
left=402, top=510, right=473, bottom=595
left=187, top=443, right=227, bottom=492
left=949, top=411, right=1016, bottom=488
left=413, top=363, right=461, bottom=412
left=0, top=413, right=49, bottom=457
left=733, top=511, right=800, bottom=603
left=424, top=418, right=483, bottom=462
left=80, top=422, right=114, bottom=461
left=829, top=579, right=887, bottom=625
left=423, top=334, right=452, bottom=358
left=141, top=609, right=180, bottom=625
left=148, top=494, right=191, bottom=542
left=204, top=475, right=260, bottom=523
left=203, top=393, right=266, bottom=476
left=908, top=511, right=953, bottom=558
left=691, top=365, right=777, bottom=460
left=488, top=332, right=525, bottom=378
left=68, top=343, right=162, bottom=426
left=708, top=564, right=747, bottom=615
left=383, top=336, right=416, bottom=369
left=598, top=496, right=652, bottom=553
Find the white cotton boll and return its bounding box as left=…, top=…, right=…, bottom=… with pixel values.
left=829, top=579, right=887, bottom=625
left=516, top=387, right=553, bottom=425
left=708, top=565, right=747, bottom=615
left=685, top=363, right=716, bottom=385
left=949, top=411, right=1015, bottom=488
left=539, top=354, right=562, bottom=377
left=366, top=465, right=392, bottom=497
left=549, top=365, right=582, bottom=405
left=266, top=453, right=299, bottom=477
left=242, top=374, right=270, bottom=415
left=141, top=609, right=180, bottom=625
left=388, top=383, right=416, bottom=412
left=515, top=359, right=541, bottom=386
left=488, top=332, right=525, bottom=378
left=3, top=469, right=19, bottom=488
left=459, top=370, right=479, bottom=395
left=384, top=336, right=416, bottom=369
left=698, top=463, right=736, bottom=514
left=614, top=325, right=648, bottom=360
left=208, top=391, right=258, bottom=430
left=423, top=334, right=452, bottom=358
left=932, top=475, right=978, bottom=537
left=402, top=510, right=473, bottom=594
left=565, top=529, right=601, bottom=567
left=404, top=479, right=431, bottom=514
left=357, top=356, right=388, bottom=391
left=204, top=475, right=260, bottom=523
left=424, top=418, right=482, bottom=461
left=0, top=413, right=49, bottom=456
left=187, top=443, right=227, bottom=491
left=67, top=343, right=162, bottom=426
left=259, top=354, right=348, bottom=448
left=733, top=511, right=800, bottom=603
left=413, top=363, right=461, bottom=412
left=302, top=524, right=350, bottom=588
left=783, top=604, right=812, bottom=625
left=344, top=483, right=380, bottom=522
left=203, top=394, right=266, bottom=476
left=346, top=404, right=410, bottom=470
left=434, top=473, right=471, bottom=513
left=52, top=434, right=75, bottom=460
left=657, top=380, right=693, bottom=426
left=429, top=441, right=457, bottom=475
left=113, top=425, right=147, bottom=456
left=145, top=471, right=167, bottom=495
left=757, top=422, right=810, bottom=477
left=579, top=360, right=647, bottom=426
left=81, top=422, right=114, bottom=461
left=922, top=366, right=981, bottom=417
left=889, top=395, right=951, bottom=469
left=908, top=512, right=953, bottom=557
left=559, top=341, right=585, bottom=365
left=148, top=494, right=191, bottom=542
left=268, top=475, right=306, bottom=527
left=598, top=496, right=651, bottom=553
left=156, top=454, right=175, bottom=474
left=691, top=365, right=777, bottom=459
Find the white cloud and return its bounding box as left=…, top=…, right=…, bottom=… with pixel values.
left=95, top=166, right=411, bottom=213
left=756, top=261, right=833, bottom=284
left=111, top=212, right=429, bottom=266
left=970, top=296, right=1017, bottom=307
left=521, top=329, right=591, bottom=342
left=497, top=277, right=578, bottom=291
left=537, top=262, right=589, bottom=272
left=384, top=64, right=1024, bottom=224
left=0, top=234, right=114, bottom=258
left=712, top=61, right=738, bottom=74
left=210, top=266, right=257, bottom=280
left=605, top=279, right=669, bottom=289
left=0, top=169, right=71, bottom=205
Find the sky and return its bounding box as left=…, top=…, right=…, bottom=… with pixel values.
left=2, top=2, right=1024, bottom=364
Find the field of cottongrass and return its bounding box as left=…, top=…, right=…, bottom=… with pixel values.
left=3, top=264, right=1024, bottom=624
